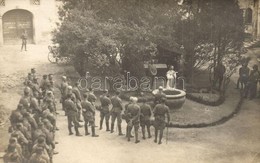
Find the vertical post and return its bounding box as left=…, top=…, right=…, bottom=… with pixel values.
left=0, top=14, right=3, bottom=46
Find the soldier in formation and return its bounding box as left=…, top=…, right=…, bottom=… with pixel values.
left=4, top=68, right=59, bottom=163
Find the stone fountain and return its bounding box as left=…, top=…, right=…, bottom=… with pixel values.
left=152, top=72, right=186, bottom=110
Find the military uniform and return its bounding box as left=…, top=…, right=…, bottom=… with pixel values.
left=81, top=100, right=98, bottom=136
left=153, top=103, right=170, bottom=144
left=72, top=86, right=83, bottom=121
left=140, top=103, right=152, bottom=139
left=154, top=91, right=166, bottom=105
left=60, top=81, right=68, bottom=112
left=64, top=98, right=81, bottom=136
left=99, top=94, right=111, bottom=131
left=125, top=103, right=140, bottom=143
left=110, top=95, right=124, bottom=135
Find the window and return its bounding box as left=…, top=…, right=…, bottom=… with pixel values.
left=0, top=0, right=5, bottom=6
left=245, top=8, right=253, bottom=24
left=31, top=0, right=40, bottom=5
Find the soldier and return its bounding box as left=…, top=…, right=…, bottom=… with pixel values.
left=123, top=97, right=134, bottom=138
left=40, top=75, right=49, bottom=97
left=19, top=87, right=32, bottom=111
left=110, top=91, right=124, bottom=135
left=244, top=65, right=260, bottom=99
left=81, top=93, right=99, bottom=137
left=140, top=98, right=152, bottom=139
left=125, top=97, right=140, bottom=143
left=87, top=88, right=97, bottom=105
left=9, top=104, right=25, bottom=130
left=153, top=98, right=170, bottom=144
left=31, top=68, right=37, bottom=79
left=24, top=73, right=33, bottom=86
left=32, top=136, right=51, bottom=161
left=30, top=91, right=41, bottom=114
left=236, top=63, right=250, bottom=90
left=8, top=137, right=23, bottom=162
left=154, top=86, right=166, bottom=106
left=60, top=76, right=68, bottom=112
left=72, top=82, right=83, bottom=122
left=3, top=144, right=22, bottom=163
left=29, top=146, right=50, bottom=163
left=99, top=89, right=111, bottom=131
left=64, top=94, right=82, bottom=136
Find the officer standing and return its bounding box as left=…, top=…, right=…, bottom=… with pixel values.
left=110, top=91, right=124, bottom=135
left=99, top=89, right=111, bottom=131
left=153, top=98, right=170, bottom=145
left=81, top=93, right=99, bottom=137
left=244, top=65, right=260, bottom=99
left=72, top=82, right=83, bottom=122
left=140, top=98, right=152, bottom=139
left=125, top=97, right=140, bottom=143
left=64, top=94, right=82, bottom=136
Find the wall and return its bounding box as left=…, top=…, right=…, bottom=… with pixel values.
left=0, top=0, right=59, bottom=45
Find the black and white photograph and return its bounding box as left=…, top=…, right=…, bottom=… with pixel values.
left=0, top=0, right=260, bottom=163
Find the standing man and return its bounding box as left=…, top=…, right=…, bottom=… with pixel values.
left=153, top=98, right=170, bottom=145
left=99, top=89, right=111, bottom=131
left=237, top=63, right=250, bottom=90
left=140, top=99, right=152, bottom=139
left=110, top=91, right=124, bottom=135
left=60, top=76, right=68, bottom=113
left=214, top=63, right=226, bottom=91
left=72, top=82, right=83, bottom=122
left=244, top=65, right=260, bottom=99
left=64, top=94, right=82, bottom=136
left=125, top=97, right=140, bottom=143
left=40, top=75, right=49, bottom=97
left=21, top=30, right=27, bottom=51
left=153, top=86, right=166, bottom=106
left=81, top=93, right=99, bottom=137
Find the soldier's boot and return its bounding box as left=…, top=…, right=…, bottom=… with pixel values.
left=127, top=127, right=131, bottom=142
left=135, top=131, right=140, bottom=144
left=85, top=125, right=90, bottom=136
left=105, top=122, right=110, bottom=131
left=142, top=127, right=146, bottom=139
left=147, top=126, right=152, bottom=138
left=158, top=130, right=163, bottom=145
left=99, top=120, right=103, bottom=130
left=110, top=123, right=114, bottom=133
left=75, top=126, right=82, bottom=136
left=154, top=129, right=158, bottom=143
left=68, top=126, right=73, bottom=135
left=118, top=125, right=124, bottom=136
left=91, top=126, right=99, bottom=137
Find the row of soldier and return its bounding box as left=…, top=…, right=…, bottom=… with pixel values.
left=4, top=68, right=58, bottom=163
left=60, top=75, right=171, bottom=144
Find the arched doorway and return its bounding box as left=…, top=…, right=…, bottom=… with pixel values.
left=2, top=9, right=33, bottom=44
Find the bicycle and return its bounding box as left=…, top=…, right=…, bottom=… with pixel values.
left=48, top=45, right=71, bottom=64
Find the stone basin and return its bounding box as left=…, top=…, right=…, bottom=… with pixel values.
left=152, top=88, right=186, bottom=110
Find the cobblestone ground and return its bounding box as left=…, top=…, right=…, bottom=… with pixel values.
left=0, top=45, right=260, bottom=163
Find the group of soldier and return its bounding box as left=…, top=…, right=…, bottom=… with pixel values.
left=4, top=68, right=58, bottom=163
left=236, top=63, right=260, bottom=99
left=60, top=74, right=171, bottom=145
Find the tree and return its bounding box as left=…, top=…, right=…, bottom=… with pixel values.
left=175, top=0, right=245, bottom=91
left=53, top=0, right=180, bottom=79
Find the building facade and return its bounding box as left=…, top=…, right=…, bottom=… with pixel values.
left=0, top=0, right=59, bottom=45
left=239, top=0, right=260, bottom=41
